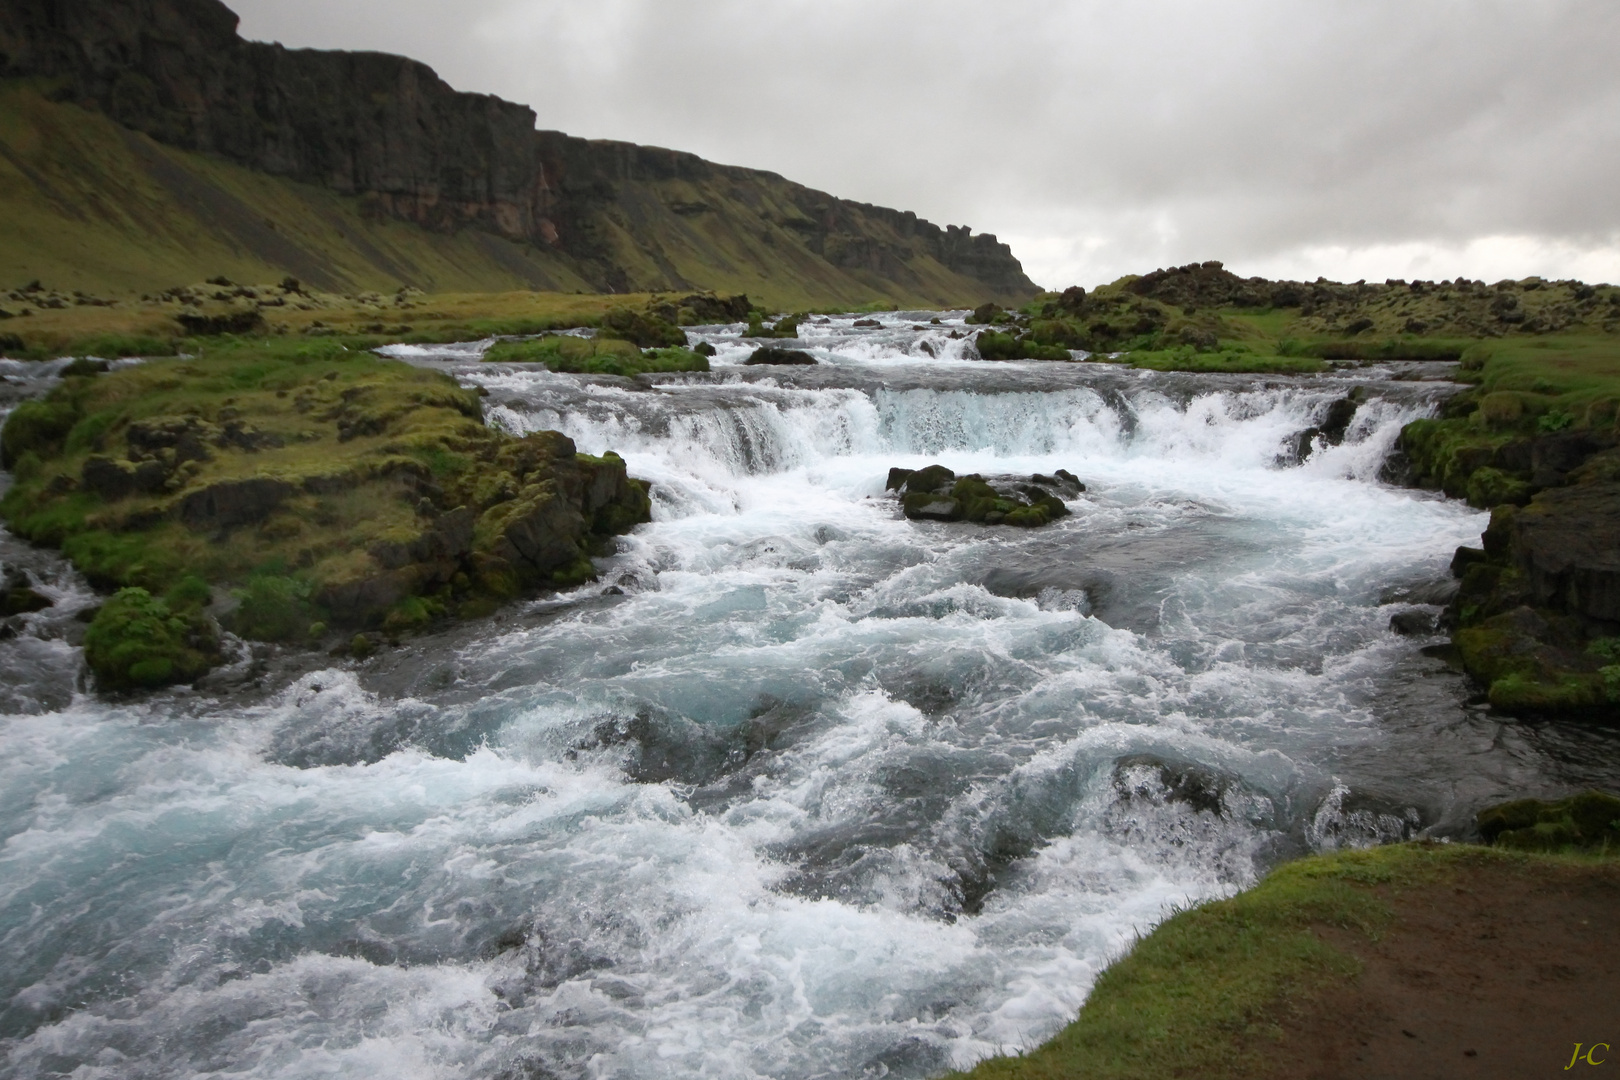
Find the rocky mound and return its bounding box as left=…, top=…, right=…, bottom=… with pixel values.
left=886, top=464, right=1082, bottom=527
left=0, top=340, right=652, bottom=691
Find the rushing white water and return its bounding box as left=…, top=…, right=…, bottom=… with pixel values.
left=5, top=316, right=1620, bottom=1079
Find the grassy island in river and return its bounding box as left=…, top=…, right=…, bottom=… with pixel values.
left=0, top=334, right=653, bottom=689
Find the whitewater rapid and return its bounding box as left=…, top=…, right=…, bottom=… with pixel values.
left=4, top=317, right=1620, bottom=1079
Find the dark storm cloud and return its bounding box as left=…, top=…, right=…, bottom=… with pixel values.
left=231, top=0, right=1620, bottom=286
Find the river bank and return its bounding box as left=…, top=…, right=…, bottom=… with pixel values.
left=950, top=835, right=1620, bottom=1080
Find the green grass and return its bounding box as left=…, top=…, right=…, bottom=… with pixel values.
left=946, top=843, right=1611, bottom=1080
left=484, top=335, right=710, bottom=376
left=1115, top=348, right=1327, bottom=374
left=0, top=335, right=487, bottom=595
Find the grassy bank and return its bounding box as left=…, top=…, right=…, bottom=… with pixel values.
left=950, top=826, right=1620, bottom=1080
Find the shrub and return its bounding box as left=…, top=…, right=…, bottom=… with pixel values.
left=84, top=587, right=221, bottom=690
left=230, top=574, right=316, bottom=642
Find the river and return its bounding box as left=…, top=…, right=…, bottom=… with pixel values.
left=4, top=315, right=1619, bottom=1079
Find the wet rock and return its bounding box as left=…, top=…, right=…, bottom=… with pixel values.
left=1113, top=754, right=1236, bottom=817
left=1507, top=483, right=1620, bottom=622
left=852, top=318, right=883, bottom=328
left=1389, top=610, right=1437, bottom=636
left=1030, top=469, right=1086, bottom=497
left=1529, top=431, right=1616, bottom=489
left=1318, top=393, right=1361, bottom=444
left=744, top=346, right=817, bottom=366
left=899, top=463, right=955, bottom=493
left=0, top=570, right=52, bottom=617
left=1450, top=546, right=1488, bottom=577
left=891, top=463, right=1073, bottom=527
left=902, top=492, right=962, bottom=521
left=1477, top=790, right=1620, bottom=851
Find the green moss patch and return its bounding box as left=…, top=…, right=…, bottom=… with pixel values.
left=1478, top=791, right=1620, bottom=853
left=83, top=585, right=221, bottom=691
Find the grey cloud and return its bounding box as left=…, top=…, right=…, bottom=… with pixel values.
left=231, top=0, right=1620, bottom=286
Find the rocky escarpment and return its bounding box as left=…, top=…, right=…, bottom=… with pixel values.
left=1402, top=409, right=1620, bottom=715
left=0, top=339, right=652, bottom=690
left=0, top=0, right=1037, bottom=302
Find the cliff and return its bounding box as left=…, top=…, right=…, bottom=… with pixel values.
left=0, top=0, right=1037, bottom=304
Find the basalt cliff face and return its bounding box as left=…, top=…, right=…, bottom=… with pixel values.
left=0, top=0, right=1037, bottom=302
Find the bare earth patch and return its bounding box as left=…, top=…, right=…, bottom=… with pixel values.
left=1264, top=857, right=1620, bottom=1079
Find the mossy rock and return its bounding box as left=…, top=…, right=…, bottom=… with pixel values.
left=598, top=307, right=687, bottom=349
left=83, top=586, right=222, bottom=691
left=1477, top=790, right=1620, bottom=851
left=1465, top=466, right=1533, bottom=509
left=1, top=399, right=80, bottom=464
left=485, top=335, right=706, bottom=376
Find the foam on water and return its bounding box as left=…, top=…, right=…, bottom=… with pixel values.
left=6, top=321, right=1615, bottom=1079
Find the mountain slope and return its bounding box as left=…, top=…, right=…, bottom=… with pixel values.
left=0, top=0, right=1037, bottom=306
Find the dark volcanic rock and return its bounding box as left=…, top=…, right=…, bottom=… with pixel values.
left=890, top=463, right=1076, bottom=528
left=1507, top=483, right=1620, bottom=622
left=745, top=347, right=817, bottom=366
left=0, top=570, right=52, bottom=617
left=1388, top=610, right=1437, bottom=636
left=81, top=455, right=167, bottom=499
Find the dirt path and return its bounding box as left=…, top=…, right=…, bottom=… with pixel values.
left=1264, top=857, right=1620, bottom=1079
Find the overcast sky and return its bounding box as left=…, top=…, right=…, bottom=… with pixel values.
left=230, top=0, right=1620, bottom=290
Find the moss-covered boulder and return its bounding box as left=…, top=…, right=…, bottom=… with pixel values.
left=1477, top=790, right=1620, bottom=851
left=973, top=330, right=1072, bottom=363
left=84, top=586, right=222, bottom=691
left=888, top=463, right=1077, bottom=527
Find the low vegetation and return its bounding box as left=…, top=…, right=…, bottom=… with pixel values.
left=484, top=336, right=710, bottom=377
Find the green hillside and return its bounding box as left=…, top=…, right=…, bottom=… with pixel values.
left=0, top=82, right=1030, bottom=310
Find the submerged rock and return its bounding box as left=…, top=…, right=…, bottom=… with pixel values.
left=1388, top=609, right=1437, bottom=636
left=0, top=570, right=52, bottom=617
